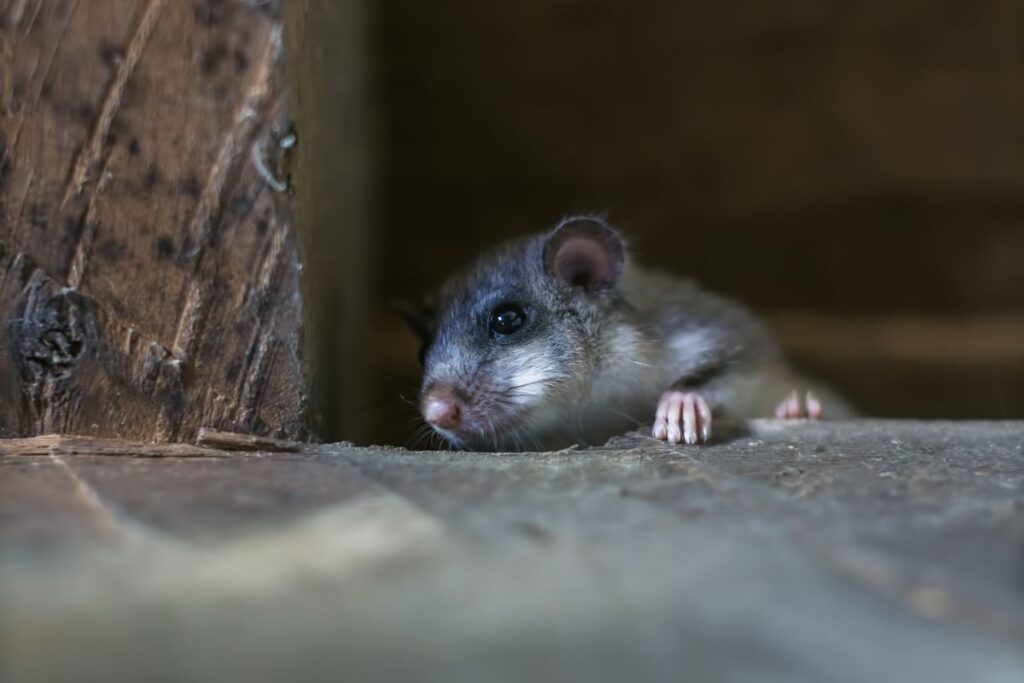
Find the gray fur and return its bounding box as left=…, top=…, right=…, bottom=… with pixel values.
left=416, top=217, right=850, bottom=451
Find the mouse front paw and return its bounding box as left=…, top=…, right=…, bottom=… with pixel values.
left=774, top=390, right=823, bottom=420
left=652, top=390, right=712, bottom=445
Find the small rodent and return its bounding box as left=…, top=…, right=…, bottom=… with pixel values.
left=405, top=216, right=853, bottom=451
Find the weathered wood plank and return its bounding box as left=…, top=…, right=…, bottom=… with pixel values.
left=1, top=421, right=1023, bottom=681
left=0, top=453, right=124, bottom=547
left=0, top=0, right=306, bottom=441
left=0, top=433, right=229, bottom=458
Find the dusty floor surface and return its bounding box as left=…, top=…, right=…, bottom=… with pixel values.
left=2, top=420, right=1023, bottom=682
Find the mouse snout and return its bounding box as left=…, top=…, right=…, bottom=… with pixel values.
left=422, top=386, right=463, bottom=431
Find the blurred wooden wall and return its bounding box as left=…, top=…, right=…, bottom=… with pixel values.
left=367, top=0, right=1024, bottom=442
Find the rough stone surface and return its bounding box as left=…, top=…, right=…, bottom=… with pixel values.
left=1, top=420, right=1023, bottom=682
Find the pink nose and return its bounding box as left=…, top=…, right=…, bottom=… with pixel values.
left=422, top=389, right=462, bottom=430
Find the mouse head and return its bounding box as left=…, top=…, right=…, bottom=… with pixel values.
left=406, top=216, right=626, bottom=449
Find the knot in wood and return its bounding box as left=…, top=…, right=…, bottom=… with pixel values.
left=10, top=274, right=96, bottom=385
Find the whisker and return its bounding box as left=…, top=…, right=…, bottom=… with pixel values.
left=504, top=374, right=572, bottom=390
left=406, top=423, right=432, bottom=450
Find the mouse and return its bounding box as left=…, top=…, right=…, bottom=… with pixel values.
left=404, top=216, right=854, bottom=451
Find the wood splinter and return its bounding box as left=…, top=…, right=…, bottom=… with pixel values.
left=195, top=427, right=304, bottom=452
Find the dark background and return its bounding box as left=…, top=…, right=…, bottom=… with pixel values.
left=342, top=0, right=1023, bottom=444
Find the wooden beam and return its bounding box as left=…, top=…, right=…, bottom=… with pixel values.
left=0, top=1, right=307, bottom=441
left=283, top=0, right=374, bottom=442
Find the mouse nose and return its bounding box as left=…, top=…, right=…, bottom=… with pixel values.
left=422, top=388, right=462, bottom=430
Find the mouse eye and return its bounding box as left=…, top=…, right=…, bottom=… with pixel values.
left=489, top=303, right=526, bottom=338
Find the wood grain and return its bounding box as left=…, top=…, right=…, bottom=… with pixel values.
left=0, top=0, right=307, bottom=441
left=0, top=433, right=228, bottom=458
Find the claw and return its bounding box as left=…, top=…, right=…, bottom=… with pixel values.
left=774, top=390, right=823, bottom=420
left=652, top=390, right=712, bottom=445
left=805, top=391, right=822, bottom=420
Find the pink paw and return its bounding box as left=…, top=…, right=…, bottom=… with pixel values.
left=775, top=390, right=823, bottom=420
left=652, top=390, right=712, bottom=445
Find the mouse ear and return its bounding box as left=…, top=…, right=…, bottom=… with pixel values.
left=395, top=298, right=436, bottom=341
left=542, top=217, right=624, bottom=292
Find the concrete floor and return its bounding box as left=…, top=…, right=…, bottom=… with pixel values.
left=2, top=420, right=1023, bottom=682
